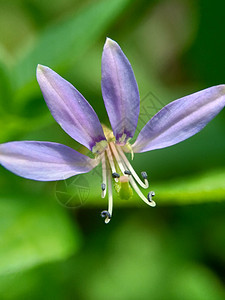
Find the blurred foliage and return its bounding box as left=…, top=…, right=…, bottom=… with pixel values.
left=0, top=194, right=79, bottom=276
left=0, top=208, right=225, bottom=300
left=0, top=0, right=225, bottom=298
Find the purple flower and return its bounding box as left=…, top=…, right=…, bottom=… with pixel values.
left=1, top=38, right=225, bottom=223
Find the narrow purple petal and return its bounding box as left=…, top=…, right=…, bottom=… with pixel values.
left=0, top=141, right=98, bottom=181
left=37, top=65, right=106, bottom=151
left=133, top=85, right=225, bottom=153
left=101, top=38, right=140, bottom=144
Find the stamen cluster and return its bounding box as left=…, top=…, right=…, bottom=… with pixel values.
left=99, top=135, right=155, bottom=223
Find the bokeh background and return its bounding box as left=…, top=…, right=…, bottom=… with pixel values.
left=0, top=0, right=225, bottom=299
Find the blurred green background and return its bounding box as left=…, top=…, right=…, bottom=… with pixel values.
left=0, top=0, right=225, bottom=299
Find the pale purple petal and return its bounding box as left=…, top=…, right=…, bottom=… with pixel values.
left=133, top=85, right=225, bottom=153
left=0, top=141, right=98, bottom=181
left=101, top=38, right=140, bottom=144
left=37, top=65, right=106, bottom=151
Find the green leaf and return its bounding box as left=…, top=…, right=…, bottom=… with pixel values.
left=71, top=167, right=225, bottom=207
left=12, top=0, right=133, bottom=94
left=0, top=195, right=80, bottom=276
left=156, top=168, right=225, bottom=205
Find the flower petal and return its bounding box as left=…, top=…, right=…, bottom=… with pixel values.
left=101, top=38, right=140, bottom=144
left=0, top=141, right=98, bottom=181
left=37, top=65, right=106, bottom=151
left=133, top=85, right=225, bottom=153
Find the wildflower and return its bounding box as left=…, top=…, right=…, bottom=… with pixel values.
left=0, top=38, right=225, bottom=223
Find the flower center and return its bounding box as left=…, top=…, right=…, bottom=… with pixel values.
left=96, top=128, right=156, bottom=224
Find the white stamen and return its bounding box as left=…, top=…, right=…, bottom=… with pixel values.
left=101, top=152, right=107, bottom=198
left=99, top=132, right=156, bottom=223
left=129, top=176, right=156, bottom=207
left=116, top=145, right=149, bottom=188
left=106, top=145, right=119, bottom=182
left=105, top=165, right=113, bottom=224
left=109, top=142, right=126, bottom=174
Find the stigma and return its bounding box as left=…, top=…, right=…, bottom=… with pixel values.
left=94, top=127, right=156, bottom=224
